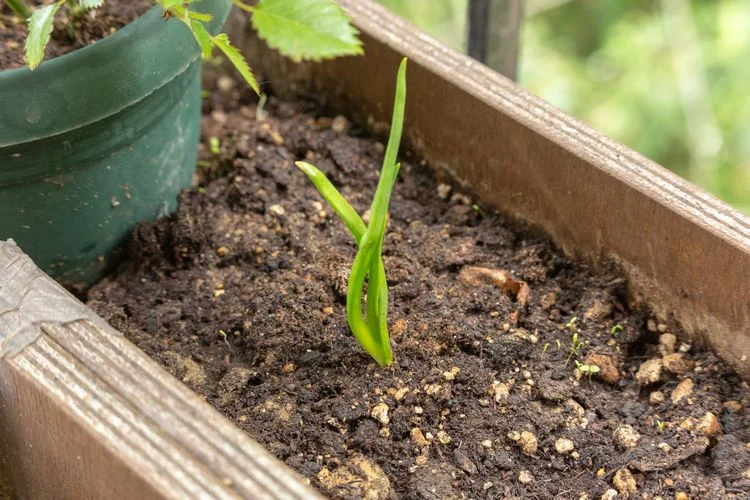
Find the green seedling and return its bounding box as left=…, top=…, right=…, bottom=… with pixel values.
left=566, top=329, right=591, bottom=365
left=209, top=136, right=221, bottom=155
left=656, top=420, right=666, bottom=433
left=574, top=360, right=600, bottom=380
left=10, top=0, right=362, bottom=93
left=610, top=324, right=624, bottom=336
left=295, top=59, right=407, bottom=366
left=218, top=329, right=232, bottom=350
left=542, top=342, right=550, bottom=354
left=565, top=316, right=578, bottom=331
left=556, top=339, right=562, bottom=351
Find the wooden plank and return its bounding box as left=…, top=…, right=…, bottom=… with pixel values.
left=241, top=0, right=750, bottom=378
left=0, top=240, right=321, bottom=499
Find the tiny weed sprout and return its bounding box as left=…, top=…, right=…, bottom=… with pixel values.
left=209, top=137, right=221, bottom=155
left=565, top=316, right=578, bottom=331
left=610, top=324, right=624, bottom=336
left=542, top=342, right=550, bottom=354
left=574, top=360, right=600, bottom=380
left=12, top=0, right=362, bottom=92
left=656, top=420, right=666, bottom=433
left=566, top=330, right=587, bottom=365
left=295, top=58, right=408, bottom=366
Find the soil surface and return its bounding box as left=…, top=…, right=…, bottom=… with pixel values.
left=88, top=79, right=750, bottom=499
left=0, top=0, right=152, bottom=70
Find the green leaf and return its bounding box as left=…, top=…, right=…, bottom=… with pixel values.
left=190, top=21, right=213, bottom=59
left=211, top=33, right=260, bottom=94
left=295, top=161, right=366, bottom=241
left=187, top=10, right=213, bottom=22
left=78, top=0, right=104, bottom=8
left=25, top=2, right=62, bottom=70
left=252, top=0, right=362, bottom=62
left=158, top=0, right=184, bottom=10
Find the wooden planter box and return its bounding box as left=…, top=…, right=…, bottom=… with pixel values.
left=2, top=1, right=748, bottom=497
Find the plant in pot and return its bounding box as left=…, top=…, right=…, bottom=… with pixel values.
left=0, top=0, right=362, bottom=287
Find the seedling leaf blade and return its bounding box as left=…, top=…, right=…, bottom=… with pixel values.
left=295, top=161, right=366, bottom=241
left=296, top=59, right=407, bottom=367
left=251, top=0, right=363, bottom=62
left=25, top=2, right=62, bottom=70
left=346, top=58, right=407, bottom=366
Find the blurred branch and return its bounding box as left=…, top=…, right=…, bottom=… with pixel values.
left=467, top=0, right=523, bottom=80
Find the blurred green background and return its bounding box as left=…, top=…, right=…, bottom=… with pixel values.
left=377, top=0, right=750, bottom=214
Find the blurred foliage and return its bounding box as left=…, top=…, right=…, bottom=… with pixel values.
left=376, top=0, right=750, bottom=213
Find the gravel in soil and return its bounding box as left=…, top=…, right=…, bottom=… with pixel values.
left=0, top=0, right=152, bottom=70
left=88, top=78, right=750, bottom=499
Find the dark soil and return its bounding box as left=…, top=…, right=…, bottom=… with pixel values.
left=0, top=0, right=152, bottom=70
left=88, top=78, right=750, bottom=499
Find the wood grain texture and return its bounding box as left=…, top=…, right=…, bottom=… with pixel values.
left=241, top=0, right=750, bottom=377
left=0, top=240, right=321, bottom=499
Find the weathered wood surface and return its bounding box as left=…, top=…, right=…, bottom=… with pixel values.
left=241, top=0, right=750, bottom=378
left=1, top=1, right=749, bottom=497
left=0, top=240, right=321, bottom=499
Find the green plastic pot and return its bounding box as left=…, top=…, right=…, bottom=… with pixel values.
left=0, top=0, right=231, bottom=286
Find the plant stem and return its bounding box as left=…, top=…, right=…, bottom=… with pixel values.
left=6, top=0, right=32, bottom=19
left=231, top=0, right=254, bottom=13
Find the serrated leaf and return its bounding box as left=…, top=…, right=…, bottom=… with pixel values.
left=25, top=2, right=61, bottom=70
left=252, top=0, right=362, bottom=62
left=211, top=33, right=260, bottom=94
left=78, top=0, right=104, bottom=9
left=190, top=21, right=213, bottom=59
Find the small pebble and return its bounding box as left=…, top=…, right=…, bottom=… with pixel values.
left=613, top=468, right=636, bottom=496
left=436, top=183, right=452, bottom=199
left=489, top=381, right=510, bottom=403
left=555, top=437, right=575, bottom=454
left=658, top=442, right=671, bottom=452
left=613, top=425, right=641, bottom=449
left=518, top=431, right=538, bottom=456
left=332, top=115, right=350, bottom=133
left=695, top=411, right=721, bottom=437
left=662, top=353, right=694, bottom=375
left=481, top=439, right=493, bottom=448
left=601, top=490, right=618, bottom=500
left=216, top=246, right=229, bottom=257
left=410, top=428, right=429, bottom=447
left=671, top=378, right=693, bottom=405
left=518, top=470, right=534, bottom=485
left=437, top=430, right=452, bottom=445
left=649, top=391, right=665, bottom=405
left=268, top=204, right=285, bottom=216
left=370, top=403, right=390, bottom=426
left=635, top=358, right=662, bottom=385
left=658, top=333, right=677, bottom=355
